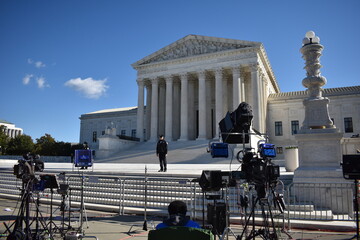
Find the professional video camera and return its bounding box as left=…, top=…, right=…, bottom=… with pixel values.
left=236, top=142, right=279, bottom=198
left=202, top=103, right=284, bottom=239
left=13, top=153, right=44, bottom=183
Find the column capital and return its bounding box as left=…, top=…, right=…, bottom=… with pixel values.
left=136, top=78, right=145, bottom=86
left=151, top=78, right=159, bottom=84
left=214, top=68, right=224, bottom=76
left=164, top=75, right=173, bottom=82
left=232, top=65, right=241, bottom=72
left=249, top=63, right=260, bottom=72
left=197, top=70, right=206, bottom=79
left=179, top=73, right=188, bottom=81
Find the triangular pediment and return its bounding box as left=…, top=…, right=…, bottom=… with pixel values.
left=132, top=35, right=261, bottom=67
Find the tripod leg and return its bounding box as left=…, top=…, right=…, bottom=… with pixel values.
left=239, top=197, right=258, bottom=240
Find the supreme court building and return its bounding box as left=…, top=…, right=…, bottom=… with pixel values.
left=133, top=35, right=279, bottom=142
left=79, top=35, right=360, bottom=156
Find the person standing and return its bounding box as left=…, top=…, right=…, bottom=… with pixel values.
left=156, top=135, right=168, bottom=172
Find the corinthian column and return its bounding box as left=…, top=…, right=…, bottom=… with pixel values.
left=145, top=84, right=151, bottom=140
left=179, top=73, right=188, bottom=140
left=197, top=70, right=206, bottom=140
left=150, top=78, right=159, bottom=141
left=215, top=68, right=223, bottom=138
left=136, top=79, right=145, bottom=141
left=165, top=76, right=173, bottom=141
left=232, top=66, right=242, bottom=110
left=250, top=63, right=261, bottom=132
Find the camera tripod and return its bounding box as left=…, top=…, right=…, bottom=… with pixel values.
left=5, top=179, right=54, bottom=240
left=238, top=190, right=278, bottom=240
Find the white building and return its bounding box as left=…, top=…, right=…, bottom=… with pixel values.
left=267, top=86, right=360, bottom=155
left=79, top=107, right=138, bottom=150
left=79, top=35, right=360, bottom=157
left=0, top=120, right=23, bottom=138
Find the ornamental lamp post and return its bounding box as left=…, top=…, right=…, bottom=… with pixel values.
left=301, top=31, right=327, bottom=99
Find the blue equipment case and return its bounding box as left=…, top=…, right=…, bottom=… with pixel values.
left=210, top=143, right=229, bottom=158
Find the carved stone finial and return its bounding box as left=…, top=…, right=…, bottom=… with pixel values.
left=298, top=31, right=336, bottom=132
left=300, top=31, right=326, bottom=99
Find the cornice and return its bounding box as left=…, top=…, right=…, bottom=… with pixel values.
left=135, top=46, right=258, bottom=75
left=268, top=86, right=360, bottom=101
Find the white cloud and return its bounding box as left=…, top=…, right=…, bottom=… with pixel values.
left=36, top=76, right=50, bottom=89
left=35, top=61, right=46, bottom=68
left=64, top=77, right=109, bottom=99
left=22, top=74, right=33, bottom=85
left=27, top=58, right=46, bottom=68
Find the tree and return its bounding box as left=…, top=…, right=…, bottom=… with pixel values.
left=54, top=141, right=72, bottom=156
left=34, top=134, right=57, bottom=156
left=7, top=134, right=34, bottom=155
left=0, top=125, right=9, bottom=154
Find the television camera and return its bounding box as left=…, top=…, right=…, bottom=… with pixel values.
left=201, top=102, right=284, bottom=239
left=236, top=142, right=280, bottom=198
left=13, top=153, right=44, bottom=183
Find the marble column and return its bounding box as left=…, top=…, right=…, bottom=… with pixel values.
left=136, top=79, right=145, bottom=141
left=232, top=66, right=242, bottom=110
left=215, top=68, right=223, bottom=139
left=150, top=78, right=159, bottom=141
left=197, top=70, right=207, bottom=140
left=173, top=80, right=181, bottom=140
left=206, top=79, right=213, bottom=139
left=240, top=69, right=246, bottom=102
left=250, top=63, right=261, bottom=132
left=145, top=84, right=151, bottom=140
left=165, top=76, right=173, bottom=141
left=158, top=82, right=166, bottom=136
left=179, top=73, right=188, bottom=140
left=258, top=72, right=265, bottom=132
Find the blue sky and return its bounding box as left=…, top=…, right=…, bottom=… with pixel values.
left=0, top=0, right=359, bottom=143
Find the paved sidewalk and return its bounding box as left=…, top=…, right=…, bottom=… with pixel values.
left=0, top=198, right=356, bottom=240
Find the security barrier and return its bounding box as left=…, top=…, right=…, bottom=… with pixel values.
left=0, top=170, right=356, bottom=225
left=286, top=181, right=354, bottom=224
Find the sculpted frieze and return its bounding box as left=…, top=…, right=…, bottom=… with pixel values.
left=141, top=39, right=251, bottom=65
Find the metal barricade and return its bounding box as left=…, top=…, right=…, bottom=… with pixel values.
left=286, top=181, right=354, bottom=225
left=67, top=174, right=123, bottom=213
left=2, top=169, right=356, bottom=228
left=120, top=176, right=194, bottom=215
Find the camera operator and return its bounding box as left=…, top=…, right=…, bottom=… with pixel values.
left=156, top=201, right=201, bottom=229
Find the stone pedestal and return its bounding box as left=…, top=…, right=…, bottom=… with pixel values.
left=294, top=130, right=344, bottom=182
left=293, top=130, right=352, bottom=214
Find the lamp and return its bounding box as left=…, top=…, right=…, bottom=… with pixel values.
left=302, top=30, right=320, bottom=45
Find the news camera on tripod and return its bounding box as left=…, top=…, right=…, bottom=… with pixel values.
left=201, top=102, right=285, bottom=240
left=6, top=153, right=54, bottom=240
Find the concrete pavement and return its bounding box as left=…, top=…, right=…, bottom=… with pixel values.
left=0, top=198, right=357, bottom=240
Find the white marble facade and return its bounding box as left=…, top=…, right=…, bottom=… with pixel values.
left=0, top=120, right=23, bottom=138
left=79, top=35, right=360, bottom=156
left=132, top=35, right=279, bottom=142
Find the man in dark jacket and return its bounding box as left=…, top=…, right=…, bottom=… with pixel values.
left=156, top=135, right=168, bottom=172
left=156, top=200, right=201, bottom=229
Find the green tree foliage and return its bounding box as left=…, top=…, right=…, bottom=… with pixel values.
left=0, top=125, right=9, bottom=154
left=54, top=141, right=73, bottom=156
left=7, top=134, right=34, bottom=155
left=4, top=132, right=79, bottom=156
left=34, top=134, right=56, bottom=156
left=34, top=134, right=77, bottom=156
